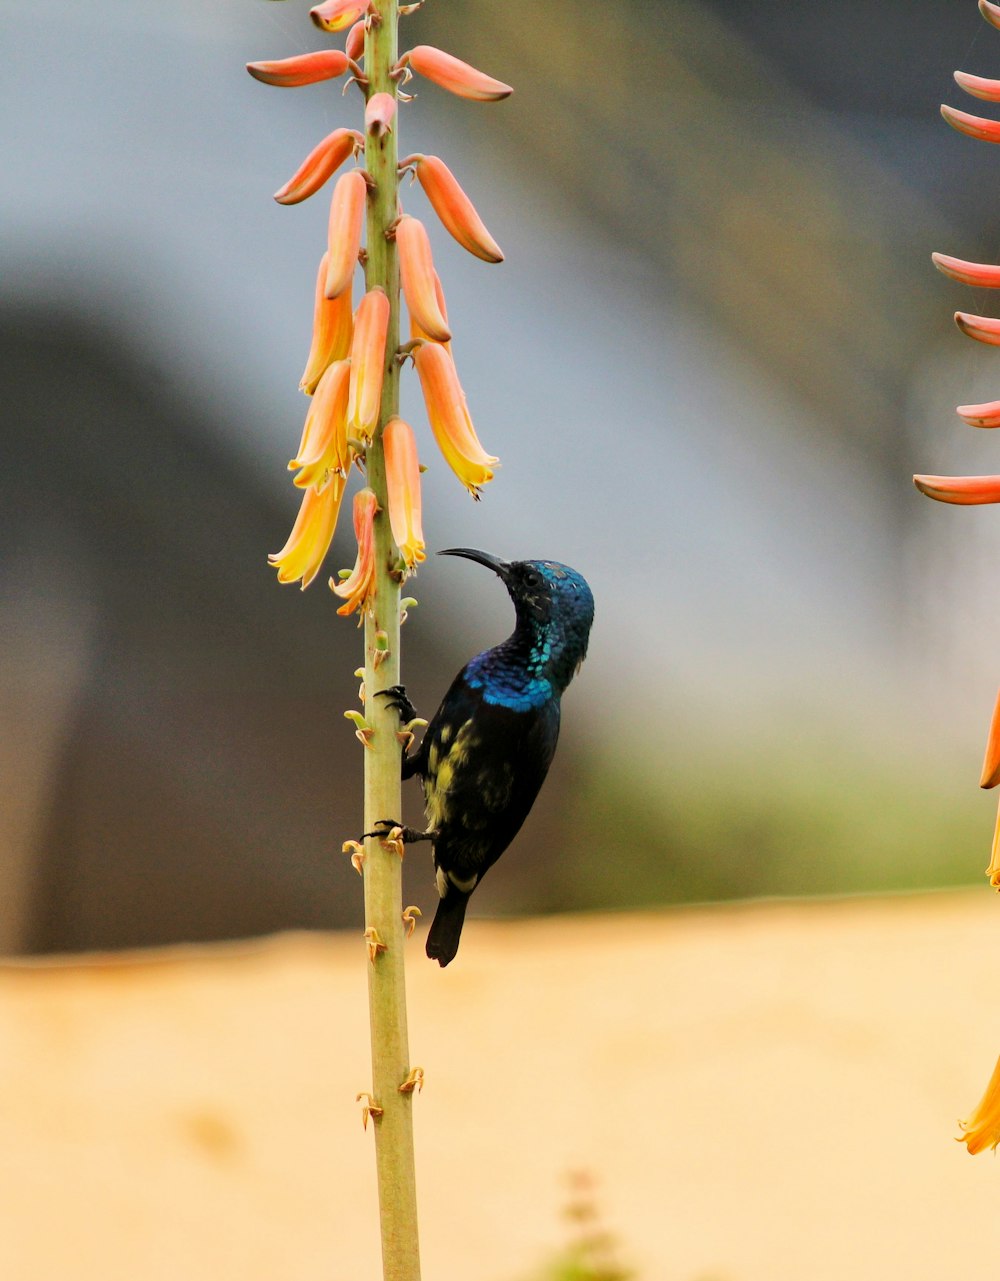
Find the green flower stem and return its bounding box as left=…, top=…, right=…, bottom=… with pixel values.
left=361, top=3, right=422, bottom=1279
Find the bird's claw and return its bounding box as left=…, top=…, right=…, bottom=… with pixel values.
left=356, top=1092, right=383, bottom=1130
left=376, top=684, right=419, bottom=724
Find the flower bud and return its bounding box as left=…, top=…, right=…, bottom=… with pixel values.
left=957, top=400, right=1000, bottom=428
left=347, top=288, right=390, bottom=441
left=332, top=488, right=380, bottom=615
left=274, top=128, right=364, bottom=207
left=399, top=45, right=512, bottom=101
left=409, top=269, right=451, bottom=352
left=346, top=20, right=366, bottom=62
left=269, top=478, right=346, bottom=588
left=913, top=474, right=1000, bottom=504
left=955, top=311, right=1000, bottom=346
left=413, top=342, right=498, bottom=496
left=954, top=70, right=1000, bottom=103
left=406, top=154, right=503, bottom=263
left=366, top=92, right=397, bottom=138
left=247, top=49, right=351, bottom=87
left=384, top=417, right=426, bottom=569
left=310, top=0, right=369, bottom=33
left=981, top=687, right=1000, bottom=789
left=290, top=359, right=353, bottom=490
left=932, top=252, right=1000, bottom=288
left=396, top=215, right=451, bottom=342
left=981, top=0, right=1000, bottom=33
left=326, top=169, right=368, bottom=299
left=940, top=103, right=1000, bottom=143
left=301, top=253, right=354, bottom=394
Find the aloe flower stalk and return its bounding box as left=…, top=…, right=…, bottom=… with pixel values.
left=249, top=0, right=511, bottom=1266
left=919, top=0, right=1000, bottom=1157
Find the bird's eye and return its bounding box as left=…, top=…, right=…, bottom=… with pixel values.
left=523, top=570, right=541, bottom=588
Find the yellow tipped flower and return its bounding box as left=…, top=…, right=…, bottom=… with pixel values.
left=959, top=1053, right=1000, bottom=1153
left=269, top=477, right=346, bottom=589
left=384, top=416, right=425, bottom=569
left=332, top=488, right=380, bottom=616
left=300, top=253, right=354, bottom=394
left=347, top=287, right=390, bottom=441
left=396, top=215, right=451, bottom=342
left=310, top=0, right=369, bottom=33
left=398, top=46, right=512, bottom=102
left=247, top=49, right=352, bottom=88
left=988, top=795, right=1000, bottom=889
left=413, top=341, right=498, bottom=497
left=406, top=154, right=503, bottom=263
left=274, top=128, right=363, bottom=206
left=366, top=92, right=397, bottom=138
left=981, top=688, right=1000, bottom=789
left=290, top=359, right=352, bottom=490
left=326, top=169, right=368, bottom=300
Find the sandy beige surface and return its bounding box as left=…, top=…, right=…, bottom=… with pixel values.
left=1, top=891, right=998, bottom=1280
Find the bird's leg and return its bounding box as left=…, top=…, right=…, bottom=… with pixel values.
left=362, top=819, right=437, bottom=845
left=375, top=685, right=427, bottom=774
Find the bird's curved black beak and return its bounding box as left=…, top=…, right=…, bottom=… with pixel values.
left=438, top=547, right=512, bottom=581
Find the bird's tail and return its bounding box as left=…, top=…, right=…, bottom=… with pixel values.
left=425, top=890, right=470, bottom=967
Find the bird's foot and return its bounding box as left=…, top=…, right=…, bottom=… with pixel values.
left=362, top=819, right=435, bottom=847
left=376, top=684, right=418, bottom=723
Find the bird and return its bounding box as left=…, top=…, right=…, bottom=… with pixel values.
left=372, top=547, right=595, bottom=967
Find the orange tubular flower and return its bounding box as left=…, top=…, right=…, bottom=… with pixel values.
left=941, top=103, right=1000, bottom=143
left=955, top=311, right=1000, bottom=346
left=955, top=70, right=1000, bottom=103
left=345, top=20, right=366, bottom=62
left=383, top=417, right=425, bottom=568
left=274, top=128, right=363, bottom=206
left=366, top=92, right=397, bottom=138
left=413, top=341, right=498, bottom=497
left=396, top=215, right=451, bottom=342
left=269, top=477, right=346, bottom=588
left=405, top=154, right=503, bottom=263
left=332, top=488, right=380, bottom=615
left=932, top=252, right=1000, bottom=288
left=300, top=252, right=354, bottom=394
left=913, top=474, right=1000, bottom=504
left=325, top=169, right=368, bottom=300
left=310, top=0, right=369, bottom=33
left=290, top=359, right=353, bottom=490
left=981, top=688, right=1000, bottom=788
left=246, top=49, right=352, bottom=88
left=959, top=1054, right=1000, bottom=1152
left=409, top=269, right=451, bottom=352
left=347, top=287, right=390, bottom=441
left=398, top=46, right=512, bottom=101
left=958, top=400, right=1000, bottom=428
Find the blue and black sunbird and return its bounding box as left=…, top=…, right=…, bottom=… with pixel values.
left=374, top=548, right=595, bottom=967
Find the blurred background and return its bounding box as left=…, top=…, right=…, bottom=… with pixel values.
left=4, top=0, right=1000, bottom=955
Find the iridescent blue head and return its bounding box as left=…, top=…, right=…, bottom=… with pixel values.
left=440, top=548, right=595, bottom=697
